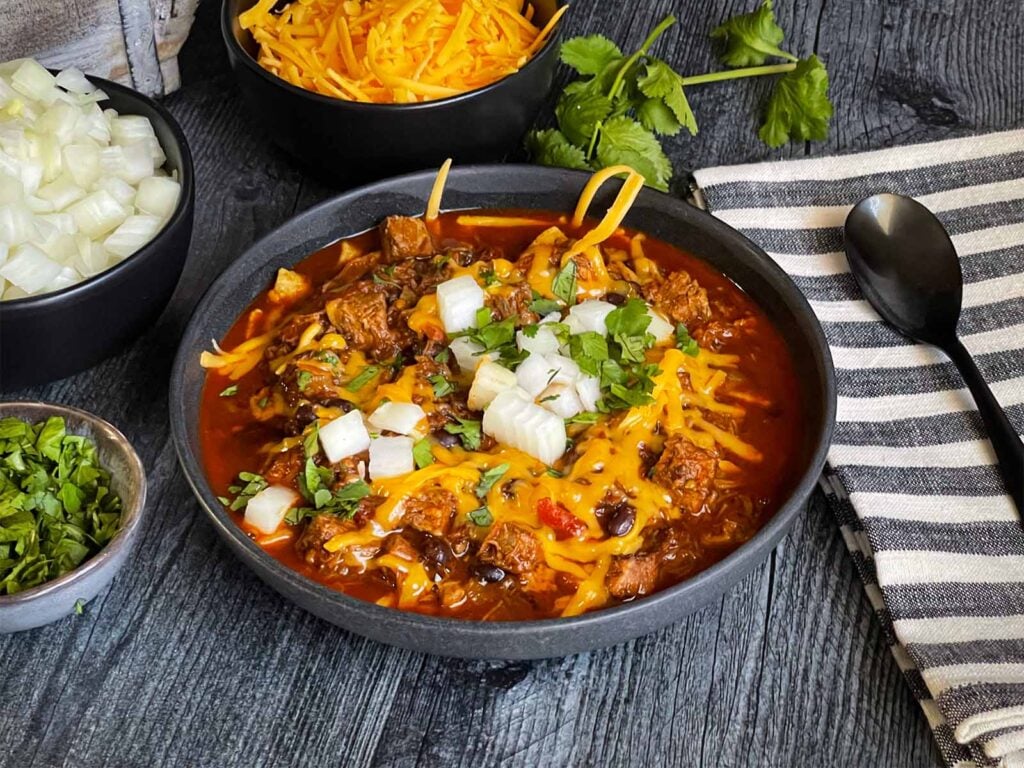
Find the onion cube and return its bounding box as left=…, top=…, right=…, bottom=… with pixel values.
left=436, top=275, right=485, bottom=333
left=368, top=401, right=426, bottom=436
left=448, top=336, right=486, bottom=373
left=319, top=410, right=371, bottom=463
left=483, top=387, right=567, bottom=465
left=67, top=190, right=127, bottom=238
left=0, top=243, right=62, bottom=293
left=647, top=308, right=675, bottom=343
left=566, top=299, right=616, bottom=336
left=369, top=436, right=415, bottom=479
left=468, top=360, right=518, bottom=410
left=537, top=382, right=583, bottom=419
left=135, top=176, right=180, bottom=219
left=244, top=485, right=298, bottom=534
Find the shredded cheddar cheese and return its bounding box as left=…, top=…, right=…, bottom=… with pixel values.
left=239, top=0, right=567, bottom=104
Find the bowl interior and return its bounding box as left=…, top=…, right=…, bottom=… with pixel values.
left=170, top=165, right=835, bottom=654
left=0, top=73, right=194, bottom=310
left=224, top=0, right=562, bottom=107
left=0, top=401, right=146, bottom=606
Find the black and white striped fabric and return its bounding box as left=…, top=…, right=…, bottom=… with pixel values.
left=693, top=130, right=1024, bottom=768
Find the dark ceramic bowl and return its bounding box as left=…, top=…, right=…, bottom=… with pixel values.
left=170, top=165, right=836, bottom=659
left=0, top=74, right=194, bottom=392
left=221, top=0, right=563, bottom=183
left=0, top=401, right=147, bottom=633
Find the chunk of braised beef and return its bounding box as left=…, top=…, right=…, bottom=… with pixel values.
left=295, top=514, right=356, bottom=573
left=265, top=311, right=326, bottom=361
left=324, top=282, right=400, bottom=360
left=487, top=282, right=538, bottom=325
left=323, top=251, right=381, bottom=290
left=400, top=487, right=458, bottom=537
left=643, top=270, right=711, bottom=329
left=606, top=553, right=659, bottom=599
left=650, top=436, right=718, bottom=515
left=477, top=522, right=540, bottom=575
left=606, top=523, right=699, bottom=599
left=263, top=447, right=303, bottom=486
left=381, top=216, right=434, bottom=262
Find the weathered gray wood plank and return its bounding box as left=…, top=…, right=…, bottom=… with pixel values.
left=2, top=0, right=1022, bottom=765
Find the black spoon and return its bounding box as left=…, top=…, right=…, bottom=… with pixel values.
left=843, top=193, right=1023, bottom=514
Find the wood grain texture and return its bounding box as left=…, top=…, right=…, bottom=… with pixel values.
left=0, top=0, right=198, bottom=95
left=2, top=0, right=1023, bottom=765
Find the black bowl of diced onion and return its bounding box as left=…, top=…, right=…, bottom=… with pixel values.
left=0, top=60, right=194, bottom=391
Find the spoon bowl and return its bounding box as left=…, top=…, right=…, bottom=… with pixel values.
left=844, top=193, right=963, bottom=346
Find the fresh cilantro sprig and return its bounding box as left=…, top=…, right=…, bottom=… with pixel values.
left=451, top=308, right=528, bottom=369
left=527, top=2, right=833, bottom=187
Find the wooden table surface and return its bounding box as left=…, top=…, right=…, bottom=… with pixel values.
left=3, top=1, right=1022, bottom=766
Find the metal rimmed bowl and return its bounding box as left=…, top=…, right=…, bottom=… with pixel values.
left=169, top=165, right=836, bottom=659
left=222, top=0, right=564, bottom=183
left=0, top=72, right=195, bottom=392
left=0, top=402, right=147, bottom=633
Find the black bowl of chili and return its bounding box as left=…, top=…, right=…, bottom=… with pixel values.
left=169, top=164, right=836, bottom=659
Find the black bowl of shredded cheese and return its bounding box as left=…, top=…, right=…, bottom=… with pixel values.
left=0, top=402, right=146, bottom=633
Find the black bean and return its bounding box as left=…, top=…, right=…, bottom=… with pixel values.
left=435, top=429, right=460, bottom=448
left=474, top=564, right=506, bottom=583
left=603, top=503, right=636, bottom=537
left=605, top=292, right=626, bottom=305
left=421, top=535, right=450, bottom=570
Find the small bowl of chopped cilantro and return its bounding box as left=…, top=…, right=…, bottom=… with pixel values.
left=0, top=402, right=146, bottom=633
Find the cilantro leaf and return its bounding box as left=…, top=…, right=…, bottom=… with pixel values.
left=551, top=260, right=578, bottom=306
left=568, top=332, right=610, bottom=376
left=429, top=374, right=455, bottom=398
left=675, top=324, right=700, bottom=356
left=412, top=438, right=435, bottom=469
left=566, top=412, right=600, bottom=425
left=595, top=116, right=673, bottom=191
left=303, top=422, right=320, bottom=459
left=296, top=370, right=313, bottom=392
left=468, top=506, right=493, bottom=526
left=529, top=295, right=563, bottom=315
left=637, top=60, right=697, bottom=136
left=560, top=34, right=624, bottom=75
left=526, top=129, right=592, bottom=172
left=759, top=55, right=832, bottom=147
left=555, top=87, right=613, bottom=147
left=345, top=365, right=379, bottom=392
left=444, top=418, right=482, bottom=451
left=637, top=98, right=682, bottom=136
left=711, top=0, right=796, bottom=68
left=285, top=479, right=371, bottom=525
left=219, top=385, right=238, bottom=397
left=476, top=463, right=510, bottom=499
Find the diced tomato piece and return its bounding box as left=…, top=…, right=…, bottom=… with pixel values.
left=537, top=497, right=587, bottom=540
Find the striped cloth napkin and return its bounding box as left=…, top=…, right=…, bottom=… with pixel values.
left=693, top=130, right=1024, bottom=768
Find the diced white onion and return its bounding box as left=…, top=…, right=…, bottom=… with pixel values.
left=517, top=353, right=581, bottom=398
left=483, top=387, right=566, bottom=465
left=103, top=215, right=162, bottom=259
left=319, top=410, right=371, bottom=463
left=369, top=436, right=415, bottom=479
left=135, top=176, right=180, bottom=219
left=575, top=374, right=602, bottom=412
left=436, top=274, right=485, bottom=333
left=0, top=243, right=62, bottom=293
left=647, top=308, right=675, bottom=343
left=367, top=401, right=426, bottom=436
left=467, top=360, right=518, bottom=410
left=516, top=311, right=563, bottom=356
left=0, top=60, right=180, bottom=300
left=537, top=382, right=583, bottom=419
left=566, top=299, right=616, bottom=336
left=448, top=336, right=487, bottom=373
left=244, top=485, right=298, bottom=535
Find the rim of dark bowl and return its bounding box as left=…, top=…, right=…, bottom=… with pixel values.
left=170, top=164, right=837, bottom=647
left=0, top=72, right=195, bottom=310
left=221, top=0, right=566, bottom=111
left=0, top=401, right=147, bottom=607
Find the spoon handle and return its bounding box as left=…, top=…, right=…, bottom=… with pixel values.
left=945, top=338, right=1024, bottom=514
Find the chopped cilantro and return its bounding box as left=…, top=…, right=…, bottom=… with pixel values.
left=551, top=261, right=578, bottom=306
left=227, top=471, right=268, bottom=512
left=566, top=412, right=600, bottom=425
left=528, top=293, right=563, bottom=315
left=444, top=418, right=482, bottom=451
left=468, top=506, right=493, bottom=526
left=434, top=348, right=450, bottom=364
left=296, top=370, right=313, bottom=392
left=303, top=422, right=320, bottom=459
left=412, top=438, right=435, bottom=469
left=219, top=385, right=238, bottom=397
left=0, top=415, right=125, bottom=596
left=317, top=351, right=340, bottom=366
left=675, top=323, right=700, bottom=356
left=74, top=599, right=85, bottom=615
left=257, top=396, right=269, bottom=409
left=545, top=467, right=565, bottom=478
left=286, top=479, right=371, bottom=525
left=345, top=365, right=380, bottom=392
left=476, top=463, right=510, bottom=499
left=567, top=331, right=609, bottom=376
left=429, top=374, right=455, bottom=398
